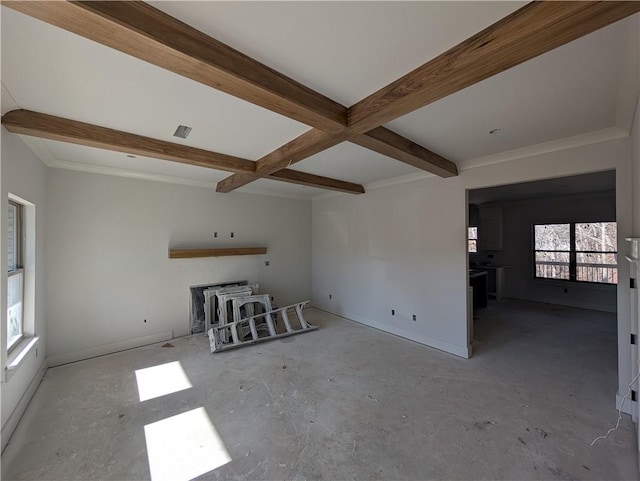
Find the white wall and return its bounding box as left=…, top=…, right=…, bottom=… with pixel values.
left=312, top=136, right=633, bottom=395
left=312, top=174, right=470, bottom=357
left=631, top=14, right=640, bottom=236
left=45, top=169, right=311, bottom=360
left=473, top=191, right=617, bottom=312
left=1, top=130, right=47, bottom=444
left=633, top=97, right=640, bottom=236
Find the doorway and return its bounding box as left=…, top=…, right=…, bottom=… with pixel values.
left=466, top=170, right=621, bottom=414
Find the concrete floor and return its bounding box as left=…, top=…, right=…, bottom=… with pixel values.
left=2, top=301, right=638, bottom=480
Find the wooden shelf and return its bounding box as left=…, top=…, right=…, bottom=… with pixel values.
left=169, top=247, right=267, bottom=259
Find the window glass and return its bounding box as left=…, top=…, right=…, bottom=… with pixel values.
left=575, top=222, right=617, bottom=284
left=7, top=200, right=24, bottom=349
left=8, top=202, right=18, bottom=272
left=468, top=227, right=477, bottom=253
left=7, top=272, right=23, bottom=348
left=535, top=251, right=570, bottom=280
left=533, top=222, right=617, bottom=284
left=575, top=222, right=617, bottom=252
left=534, top=224, right=570, bottom=251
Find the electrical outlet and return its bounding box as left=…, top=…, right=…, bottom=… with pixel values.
left=329, top=294, right=332, bottom=299
left=391, top=309, right=395, bottom=316
left=412, top=314, right=417, bottom=321
left=214, top=232, right=217, bottom=238
left=230, top=232, right=234, bottom=238
left=265, top=261, right=270, bottom=266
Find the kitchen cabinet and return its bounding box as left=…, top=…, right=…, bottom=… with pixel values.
left=475, top=266, right=504, bottom=301
left=478, top=206, right=503, bottom=251
left=469, top=270, right=488, bottom=308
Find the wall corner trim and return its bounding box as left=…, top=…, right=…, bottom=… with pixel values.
left=616, top=392, right=636, bottom=416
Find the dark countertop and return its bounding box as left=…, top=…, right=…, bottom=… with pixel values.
left=469, top=270, right=488, bottom=278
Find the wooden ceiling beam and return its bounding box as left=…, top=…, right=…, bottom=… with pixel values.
left=1, top=109, right=365, bottom=195
left=347, top=1, right=640, bottom=133
left=2, top=109, right=255, bottom=173
left=270, top=170, right=365, bottom=195
left=216, top=126, right=455, bottom=192
left=2, top=0, right=347, bottom=134
left=352, top=127, right=457, bottom=178
left=248, top=126, right=457, bottom=178
left=5, top=0, right=456, bottom=193
left=217, top=1, right=640, bottom=192
left=216, top=129, right=346, bottom=193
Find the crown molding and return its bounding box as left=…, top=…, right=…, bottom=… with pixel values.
left=17, top=136, right=311, bottom=201
left=14, top=124, right=629, bottom=204
left=459, top=126, right=628, bottom=172
left=312, top=126, right=630, bottom=202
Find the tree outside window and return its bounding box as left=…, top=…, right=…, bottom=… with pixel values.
left=468, top=227, right=477, bottom=253
left=534, top=222, right=617, bottom=284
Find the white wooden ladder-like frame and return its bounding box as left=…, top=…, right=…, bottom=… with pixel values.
left=208, top=300, right=317, bottom=353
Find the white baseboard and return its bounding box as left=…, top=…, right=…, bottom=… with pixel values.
left=310, top=307, right=470, bottom=358
left=617, top=393, right=637, bottom=416
left=47, top=331, right=173, bottom=367
left=1, top=358, right=48, bottom=452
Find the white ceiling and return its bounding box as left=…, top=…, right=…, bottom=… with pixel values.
left=150, top=1, right=526, bottom=107
left=1, top=2, right=638, bottom=199
left=388, top=17, right=633, bottom=161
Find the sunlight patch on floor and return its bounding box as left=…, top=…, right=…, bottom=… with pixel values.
left=135, top=361, right=193, bottom=402
left=144, top=407, right=232, bottom=481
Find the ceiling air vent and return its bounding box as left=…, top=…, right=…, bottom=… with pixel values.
left=173, top=125, right=192, bottom=139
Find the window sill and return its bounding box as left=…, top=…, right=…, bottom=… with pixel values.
left=533, top=278, right=616, bottom=291
left=4, top=336, right=39, bottom=382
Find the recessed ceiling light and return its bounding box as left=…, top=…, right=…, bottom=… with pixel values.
left=126, top=154, right=137, bottom=158
left=173, top=125, right=192, bottom=139
left=489, top=128, right=502, bottom=135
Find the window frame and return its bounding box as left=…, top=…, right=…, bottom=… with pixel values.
left=533, top=221, right=617, bottom=285
left=7, top=199, right=24, bottom=352
left=468, top=226, right=478, bottom=253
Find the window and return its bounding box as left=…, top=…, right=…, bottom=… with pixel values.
left=7, top=200, right=24, bottom=350
left=534, top=222, right=617, bottom=284
left=534, top=224, right=570, bottom=280
left=575, top=222, right=618, bottom=283
left=468, top=227, right=478, bottom=253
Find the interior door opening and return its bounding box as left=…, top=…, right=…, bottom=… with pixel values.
left=465, top=170, right=624, bottom=426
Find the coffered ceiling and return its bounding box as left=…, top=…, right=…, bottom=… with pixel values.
left=2, top=2, right=638, bottom=199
